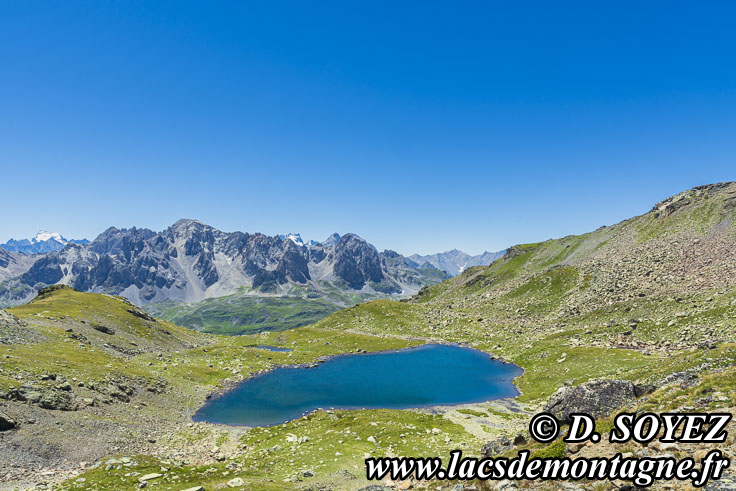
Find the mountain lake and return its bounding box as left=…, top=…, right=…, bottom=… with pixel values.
left=194, top=343, right=522, bottom=426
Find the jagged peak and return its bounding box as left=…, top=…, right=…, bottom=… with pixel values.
left=336, top=233, right=374, bottom=249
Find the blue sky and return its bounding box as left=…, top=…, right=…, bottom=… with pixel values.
left=1, top=1, right=735, bottom=255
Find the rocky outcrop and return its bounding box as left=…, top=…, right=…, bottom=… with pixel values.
left=650, top=182, right=732, bottom=217
left=0, top=251, right=9, bottom=272
left=0, top=308, right=44, bottom=345
left=481, top=435, right=512, bottom=458
left=92, top=324, right=115, bottom=335
left=544, top=379, right=638, bottom=423
left=103, top=379, right=135, bottom=403
left=4, top=384, right=79, bottom=411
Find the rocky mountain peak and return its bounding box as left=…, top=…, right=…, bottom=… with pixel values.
left=168, top=219, right=212, bottom=237
left=321, top=233, right=341, bottom=247
left=89, top=227, right=156, bottom=256
left=330, top=234, right=384, bottom=289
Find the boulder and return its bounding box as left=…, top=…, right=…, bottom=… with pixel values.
left=37, top=390, right=77, bottom=410
left=138, top=473, right=162, bottom=482
left=227, top=477, right=244, bottom=488
left=634, top=383, right=656, bottom=397
left=92, top=324, right=115, bottom=335
left=544, top=379, right=638, bottom=423
left=0, top=411, right=17, bottom=431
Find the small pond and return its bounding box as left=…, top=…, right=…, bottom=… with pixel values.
left=250, top=345, right=292, bottom=352
left=194, top=344, right=522, bottom=426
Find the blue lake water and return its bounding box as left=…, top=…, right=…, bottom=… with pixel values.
left=194, top=344, right=522, bottom=426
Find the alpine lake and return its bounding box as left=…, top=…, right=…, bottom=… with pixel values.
left=194, top=344, right=522, bottom=426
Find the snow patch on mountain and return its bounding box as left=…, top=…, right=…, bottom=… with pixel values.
left=33, top=230, right=66, bottom=244
left=280, top=233, right=306, bottom=247
left=1, top=231, right=89, bottom=255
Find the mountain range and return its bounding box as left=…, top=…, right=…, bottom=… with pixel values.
left=0, top=221, right=449, bottom=309
left=0, top=231, right=89, bottom=254
left=409, top=249, right=505, bottom=276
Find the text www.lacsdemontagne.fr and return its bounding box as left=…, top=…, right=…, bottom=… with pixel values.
left=365, top=449, right=729, bottom=487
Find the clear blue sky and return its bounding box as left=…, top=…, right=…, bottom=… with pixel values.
left=2, top=1, right=735, bottom=255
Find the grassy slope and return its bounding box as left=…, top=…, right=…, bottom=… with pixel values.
left=2, top=286, right=206, bottom=392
